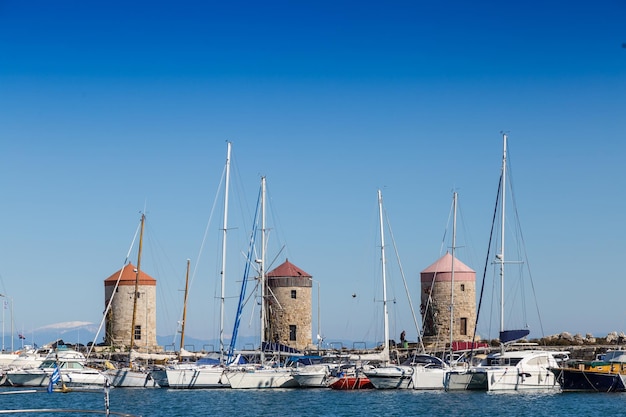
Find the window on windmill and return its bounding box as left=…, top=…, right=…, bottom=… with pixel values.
left=134, top=325, right=142, bottom=340
left=460, top=284, right=465, bottom=292
left=460, top=318, right=467, bottom=336
left=291, top=290, right=297, bottom=299
left=289, top=325, right=297, bottom=341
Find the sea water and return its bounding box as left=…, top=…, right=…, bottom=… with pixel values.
left=1, top=387, right=626, bottom=417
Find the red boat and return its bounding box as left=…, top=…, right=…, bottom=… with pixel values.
left=329, top=367, right=374, bottom=390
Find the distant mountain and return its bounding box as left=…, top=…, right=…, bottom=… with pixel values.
left=12, top=321, right=100, bottom=348
left=13, top=321, right=261, bottom=352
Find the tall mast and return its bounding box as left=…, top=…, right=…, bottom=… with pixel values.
left=259, top=176, right=267, bottom=364
left=449, top=191, right=457, bottom=361
left=219, top=141, right=232, bottom=364
left=499, top=133, right=507, bottom=334
left=377, top=190, right=390, bottom=365
left=178, top=259, right=191, bottom=361
left=129, top=213, right=145, bottom=366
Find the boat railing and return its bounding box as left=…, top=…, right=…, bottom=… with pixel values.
left=352, top=342, right=367, bottom=350
left=328, top=342, right=344, bottom=351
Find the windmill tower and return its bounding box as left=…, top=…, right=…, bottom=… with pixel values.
left=103, top=263, right=157, bottom=351
left=265, top=259, right=312, bottom=351
left=420, top=252, right=476, bottom=349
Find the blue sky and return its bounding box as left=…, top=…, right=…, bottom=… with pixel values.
left=0, top=1, right=625, bottom=348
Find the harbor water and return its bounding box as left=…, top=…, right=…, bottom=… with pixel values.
left=1, top=387, right=626, bottom=417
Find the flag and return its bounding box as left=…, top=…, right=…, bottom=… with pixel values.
left=47, top=365, right=60, bottom=393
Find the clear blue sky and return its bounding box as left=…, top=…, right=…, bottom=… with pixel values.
left=1, top=1, right=625, bottom=348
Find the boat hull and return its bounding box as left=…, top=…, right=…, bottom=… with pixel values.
left=105, top=369, right=160, bottom=388
left=8, top=369, right=107, bottom=388
left=411, top=367, right=447, bottom=390
left=162, top=366, right=228, bottom=389
left=225, top=368, right=298, bottom=389
left=550, top=367, right=626, bottom=392
left=446, top=367, right=557, bottom=391
left=365, top=366, right=413, bottom=389
left=292, top=365, right=331, bottom=388
left=329, top=376, right=374, bottom=390
left=445, top=369, right=488, bottom=391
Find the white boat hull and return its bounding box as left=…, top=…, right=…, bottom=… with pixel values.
left=446, top=366, right=557, bottom=391
left=226, top=368, right=298, bottom=389
left=162, top=366, right=228, bottom=389
left=365, top=366, right=413, bottom=389
left=411, top=366, right=446, bottom=390
left=8, top=368, right=107, bottom=388
left=291, top=365, right=331, bottom=388
left=105, top=368, right=159, bottom=388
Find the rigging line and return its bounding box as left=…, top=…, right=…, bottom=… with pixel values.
left=504, top=158, right=529, bottom=329
left=190, top=164, right=225, bottom=290
left=171, top=162, right=226, bottom=339
left=509, top=182, right=546, bottom=340
left=87, top=217, right=141, bottom=359
left=227, top=184, right=262, bottom=362
left=266, top=245, right=286, bottom=274
left=470, top=173, right=501, bottom=359
left=384, top=209, right=425, bottom=353
left=142, top=222, right=177, bottom=343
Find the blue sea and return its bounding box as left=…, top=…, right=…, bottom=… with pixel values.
left=2, top=387, right=626, bottom=417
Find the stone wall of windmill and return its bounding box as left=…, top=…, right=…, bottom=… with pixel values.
left=103, top=263, right=158, bottom=351
left=420, top=252, right=477, bottom=350
left=266, top=259, right=312, bottom=351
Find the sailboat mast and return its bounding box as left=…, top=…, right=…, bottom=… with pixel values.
left=449, top=191, right=457, bottom=361
left=129, top=213, right=145, bottom=364
left=499, top=133, right=507, bottom=334
left=219, top=141, right=232, bottom=364
left=179, top=258, right=190, bottom=361
left=377, top=190, right=390, bottom=365
left=260, top=176, right=267, bottom=363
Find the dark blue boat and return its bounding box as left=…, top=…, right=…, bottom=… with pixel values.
left=550, top=350, right=626, bottom=392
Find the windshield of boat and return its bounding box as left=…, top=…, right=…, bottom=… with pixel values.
left=488, top=357, right=521, bottom=366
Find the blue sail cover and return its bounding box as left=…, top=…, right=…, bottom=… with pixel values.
left=500, top=329, right=530, bottom=344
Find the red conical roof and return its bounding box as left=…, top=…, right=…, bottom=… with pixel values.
left=267, top=259, right=311, bottom=278
left=104, top=263, right=157, bottom=286
left=420, top=252, right=475, bottom=282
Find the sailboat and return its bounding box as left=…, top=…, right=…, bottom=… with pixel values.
left=364, top=190, right=451, bottom=390
left=444, top=133, right=561, bottom=391
left=362, top=190, right=413, bottom=389
left=156, top=142, right=234, bottom=389
left=405, top=193, right=463, bottom=390
left=224, top=177, right=298, bottom=389
left=105, top=213, right=160, bottom=388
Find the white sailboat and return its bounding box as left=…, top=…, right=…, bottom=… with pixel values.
left=406, top=193, right=462, bottom=390
left=444, top=133, right=560, bottom=391
left=157, top=142, right=233, bottom=389
left=364, top=190, right=414, bottom=389
left=365, top=190, right=451, bottom=390
left=224, top=177, right=298, bottom=389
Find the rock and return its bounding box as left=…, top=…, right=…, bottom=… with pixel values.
left=606, top=332, right=619, bottom=343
